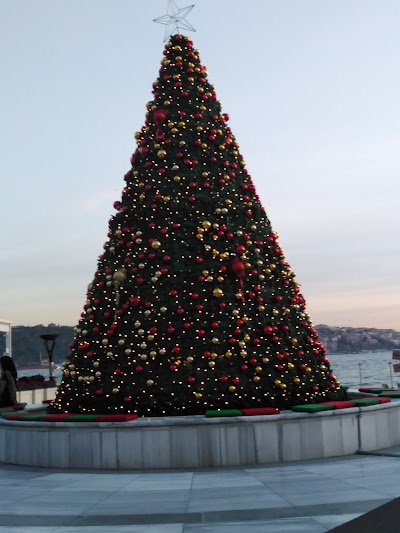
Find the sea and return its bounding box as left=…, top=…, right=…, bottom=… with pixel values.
left=329, top=350, right=398, bottom=389
left=17, top=350, right=398, bottom=390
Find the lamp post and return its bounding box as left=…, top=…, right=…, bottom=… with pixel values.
left=389, top=362, right=394, bottom=389
left=40, top=334, right=59, bottom=380
left=357, top=363, right=363, bottom=388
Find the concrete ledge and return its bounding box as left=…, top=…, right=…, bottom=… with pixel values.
left=16, top=387, right=56, bottom=405
left=0, top=402, right=399, bottom=469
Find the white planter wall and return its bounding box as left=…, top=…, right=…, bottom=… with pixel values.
left=1, top=402, right=399, bottom=469
left=17, top=387, right=56, bottom=405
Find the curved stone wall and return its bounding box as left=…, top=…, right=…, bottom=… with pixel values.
left=0, top=402, right=399, bottom=469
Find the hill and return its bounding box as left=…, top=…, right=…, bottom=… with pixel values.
left=1, top=324, right=399, bottom=366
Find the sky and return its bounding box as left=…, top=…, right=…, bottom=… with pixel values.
left=1, top=0, right=399, bottom=330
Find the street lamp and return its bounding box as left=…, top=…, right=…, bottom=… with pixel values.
left=357, top=363, right=363, bottom=388
left=40, top=334, right=59, bottom=380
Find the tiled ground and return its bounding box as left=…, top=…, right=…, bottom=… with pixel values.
left=1, top=447, right=400, bottom=532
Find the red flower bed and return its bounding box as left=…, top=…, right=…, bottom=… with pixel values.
left=16, top=375, right=56, bottom=391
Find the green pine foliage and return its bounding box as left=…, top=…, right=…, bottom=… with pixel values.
left=50, top=35, right=345, bottom=416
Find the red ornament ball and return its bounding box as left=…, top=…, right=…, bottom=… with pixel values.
left=154, top=109, right=167, bottom=127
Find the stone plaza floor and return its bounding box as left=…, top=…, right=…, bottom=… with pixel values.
left=1, top=446, right=400, bottom=532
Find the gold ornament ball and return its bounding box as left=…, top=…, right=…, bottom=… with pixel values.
left=146, top=380, right=154, bottom=386
left=112, top=388, right=119, bottom=394
left=93, top=361, right=100, bottom=368
left=294, top=377, right=301, bottom=384
left=208, top=361, right=215, bottom=367
left=229, top=385, right=236, bottom=392
left=187, top=356, right=194, bottom=363
left=157, top=149, right=167, bottom=158
left=213, top=288, right=224, bottom=297
left=253, top=376, right=261, bottom=383
left=274, top=379, right=281, bottom=386
left=113, top=269, right=127, bottom=283
left=195, top=392, right=202, bottom=399
left=95, top=371, right=101, bottom=378
left=151, top=240, right=161, bottom=249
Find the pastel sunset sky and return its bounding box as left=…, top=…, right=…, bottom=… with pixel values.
left=1, top=0, right=399, bottom=330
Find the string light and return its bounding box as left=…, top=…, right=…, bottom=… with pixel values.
left=50, top=35, right=344, bottom=417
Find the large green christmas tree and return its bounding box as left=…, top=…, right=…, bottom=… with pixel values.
left=51, top=34, right=344, bottom=416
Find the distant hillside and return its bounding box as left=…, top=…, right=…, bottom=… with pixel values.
left=0, top=324, right=73, bottom=366
left=316, top=325, right=400, bottom=354
left=0, top=324, right=399, bottom=365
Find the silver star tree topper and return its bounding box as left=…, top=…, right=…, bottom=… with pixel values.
left=154, top=0, right=196, bottom=42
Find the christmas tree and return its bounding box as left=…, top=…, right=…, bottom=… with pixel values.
left=51, top=34, right=345, bottom=416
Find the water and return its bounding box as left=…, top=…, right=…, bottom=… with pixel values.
left=17, top=351, right=397, bottom=389
left=329, top=350, right=397, bottom=389
left=17, top=368, right=63, bottom=381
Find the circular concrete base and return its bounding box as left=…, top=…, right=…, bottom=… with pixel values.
left=1, top=402, right=399, bottom=469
